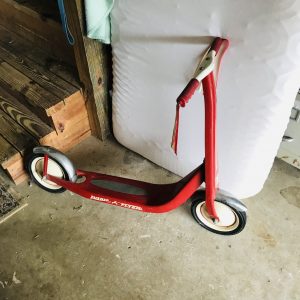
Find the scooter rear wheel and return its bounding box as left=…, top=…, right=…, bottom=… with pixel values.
left=191, top=191, right=247, bottom=235
left=26, top=153, right=68, bottom=193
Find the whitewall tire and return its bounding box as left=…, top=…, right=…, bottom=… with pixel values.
left=26, top=153, right=68, bottom=193
left=191, top=191, right=247, bottom=235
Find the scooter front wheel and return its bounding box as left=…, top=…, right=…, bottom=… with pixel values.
left=191, top=191, right=247, bottom=235
left=26, top=153, right=68, bottom=193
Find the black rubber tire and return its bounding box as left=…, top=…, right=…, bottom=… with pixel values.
left=191, top=191, right=247, bottom=235
left=26, top=152, right=68, bottom=193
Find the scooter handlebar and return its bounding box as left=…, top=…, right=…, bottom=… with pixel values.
left=177, top=79, right=200, bottom=107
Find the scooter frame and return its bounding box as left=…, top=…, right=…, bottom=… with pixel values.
left=31, top=38, right=229, bottom=220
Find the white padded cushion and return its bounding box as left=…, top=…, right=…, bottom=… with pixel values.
left=111, top=0, right=300, bottom=198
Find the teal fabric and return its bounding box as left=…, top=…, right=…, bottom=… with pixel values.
left=84, top=0, right=114, bottom=44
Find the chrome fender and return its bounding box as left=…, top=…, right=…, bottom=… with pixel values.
left=219, top=196, right=247, bottom=213
left=191, top=189, right=247, bottom=213
left=33, top=146, right=77, bottom=182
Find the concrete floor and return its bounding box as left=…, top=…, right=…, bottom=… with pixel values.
left=0, top=136, right=299, bottom=300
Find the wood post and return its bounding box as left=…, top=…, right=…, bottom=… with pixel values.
left=64, top=0, right=111, bottom=140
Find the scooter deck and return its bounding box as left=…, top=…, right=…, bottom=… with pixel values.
left=47, top=164, right=204, bottom=213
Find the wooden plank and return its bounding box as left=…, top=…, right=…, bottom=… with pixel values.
left=3, top=115, right=91, bottom=184
left=45, top=91, right=85, bottom=118
left=0, top=135, right=19, bottom=167
left=51, top=92, right=88, bottom=133
left=1, top=150, right=22, bottom=169
left=41, top=116, right=91, bottom=151
left=60, top=128, right=91, bottom=152
left=5, top=122, right=91, bottom=185
left=14, top=0, right=61, bottom=22
left=52, top=107, right=88, bottom=135
left=4, top=156, right=28, bottom=184
left=0, top=44, right=77, bottom=98
left=0, top=25, right=80, bottom=90
left=0, top=128, right=25, bottom=185
left=0, top=95, right=90, bottom=186
left=1, top=113, right=91, bottom=185
left=64, top=0, right=111, bottom=140
left=0, top=0, right=75, bottom=65
left=44, top=60, right=82, bottom=90
left=0, top=59, right=65, bottom=120
left=0, top=86, right=53, bottom=139
left=0, top=90, right=91, bottom=186
left=0, top=111, right=38, bottom=153
left=50, top=91, right=87, bottom=133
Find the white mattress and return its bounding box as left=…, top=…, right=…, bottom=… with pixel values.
left=111, top=0, right=300, bottom=199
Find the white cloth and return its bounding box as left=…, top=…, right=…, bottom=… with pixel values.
left=111, top=0, right=300, bottom=198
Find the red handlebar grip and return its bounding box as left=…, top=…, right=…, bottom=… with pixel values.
left=177, top=79, right=200, bottom=107
left=211, top=37, right=229, bottom=54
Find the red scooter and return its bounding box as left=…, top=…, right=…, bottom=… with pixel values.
left=25, top=38, right=247, bottom=235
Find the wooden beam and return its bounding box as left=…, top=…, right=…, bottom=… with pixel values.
left=64, top=0, right=110, bottom=140
left=0, top=45, right=77, bottom=99
left=3, top=154, right=28, bottom=184
left=0, top=111, right=38, bottom=153
left=0, top=86, right=53, bottom=140
left=0, top=92, right=91, bottom=184
left=0, top=60, right=63, bottom=123
left=0, top=24, right=81, bottom=90
left=0, top=91, right=91, bottom=184
left=0, top=0, right=75, bottom=65
left=41, top=118, right=91, bottom=152
left=0, top=135, right=19, bottom=168
left=13, top=0, right=61, bottom=23
left=50, top=91, right=87, bottom=133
